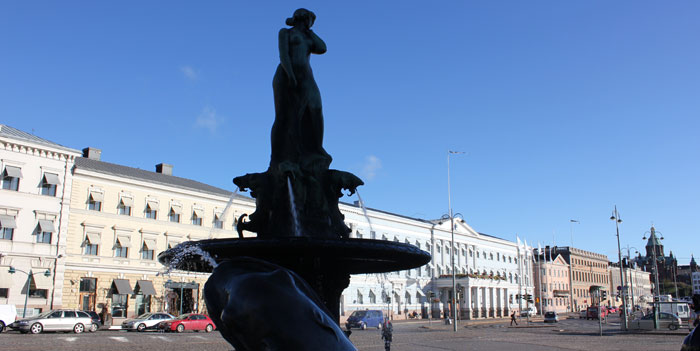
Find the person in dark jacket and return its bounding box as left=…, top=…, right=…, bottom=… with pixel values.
left=510, top=311, right=518, bottom=326
left=381, top=318, right=393, bottom=351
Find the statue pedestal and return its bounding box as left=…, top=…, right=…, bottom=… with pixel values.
left=159, top=237, right=430, bottom=323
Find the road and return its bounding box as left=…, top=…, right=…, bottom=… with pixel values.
left=0, top=315, right=689, bottom=350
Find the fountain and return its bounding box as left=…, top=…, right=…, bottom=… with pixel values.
left=158, top=8, right=430, bottom=350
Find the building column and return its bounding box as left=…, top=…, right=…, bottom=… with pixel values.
left=472, top=287, right=480, bottom=319
left=488, top=287, right=495, bottom=318
left=462, top=285, right=471, bottom=319
left=503, top=288, right=510, bottom=317
left=481, top=287, right=487, bottom=318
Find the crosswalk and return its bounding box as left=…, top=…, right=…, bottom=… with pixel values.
left=57, top=334, right=213, bottom=343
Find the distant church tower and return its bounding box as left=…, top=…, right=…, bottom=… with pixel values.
left=645, top=225, right=664, bottom=258
left=691, top=255, right=698, bottom=273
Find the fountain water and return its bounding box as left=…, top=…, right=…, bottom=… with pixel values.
left=157, top=242, right=218, bottom=276
left=286, top=177, right=302, bottom=237
left=208, top=187, right=239, bottom=240
left=355, top=190, right=373, bottom=234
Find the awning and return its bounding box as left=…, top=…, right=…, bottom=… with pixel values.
left=38, top=219, right=55, bottom=233
left=143, top=239, right=156, bottom=250
left=193, top=208, right=204, bottom=218
left=89, top=191, right=104, bottom=202
left=86, top=232, right=101, bottom=244
left=111, top=279, right=134, bottom=295
left=146, top=200, right=159, bottom=211
left=134, top=280, right=157, bottom=296
left=416, top=290, right=426, bottom=297
left=214, top=212, right=223, bottom=220
left=43, top=172, right=61, bottom=185
left=0, top=215, right=17, bottom=229
left=4, top=165, right=22, bottom=178
left=170, top=205, right=182, bottom=215
left=120, top=196, right=134, bottom=207
left=116, top=236, right=131, bottom=248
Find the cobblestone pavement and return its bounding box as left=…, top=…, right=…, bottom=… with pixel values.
left=0, top=316, right=689, bottom=351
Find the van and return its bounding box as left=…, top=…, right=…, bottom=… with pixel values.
left=345, top=310, right=384, bottom=330
left=0, top=304, right=17, bottom=333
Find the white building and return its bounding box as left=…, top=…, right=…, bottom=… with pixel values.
left=692, top=272, right=700, bottom=296
left=341, top=205, right=535, bottom=320
left=0, top=125, right=82, bottom=316
left=609, top=263, right=653, bottom=309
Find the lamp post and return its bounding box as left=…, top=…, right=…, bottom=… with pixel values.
left=610, top=206, right=628, bottom=330
left=8, top=266, right=51, bottom=318
left=569, top=219, right=579, bottom=312
left=623, top=246, right=639, bottom=312
left=446, top=150, right=464, bottom=332
left=643, top=227, right=663, bottom=330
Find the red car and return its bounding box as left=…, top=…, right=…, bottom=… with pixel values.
left=158, top=313, right=216, bottom=333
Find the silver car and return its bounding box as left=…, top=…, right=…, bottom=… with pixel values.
left=122, top=312, right=175, bottom=332
left=629, top=312, right=682, bottom=331
left=9, top=310, right=94, bottom=334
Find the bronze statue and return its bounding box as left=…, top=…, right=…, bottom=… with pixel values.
left=234, top=8, right=363, bottom=239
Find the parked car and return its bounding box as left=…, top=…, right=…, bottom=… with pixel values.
left=0, top=304, right=17, bottom=333
left=586, top=306, right=607, bottom=320
left=122, top=312, right=175, bottom=332
left=83, top=311, right=102, bottom=332
left=544, top=311, right=559, bottom=323
left=9, top=310, right=94, bottom=334
left=629, top=312, right=682, bottom=331
left=520, top=307, right=537, bottom=317
left=579, top=310, right=587, bottom=319
left=345, top=310, right=384, bottom=330
left=157, top=313, right=215, bottom=333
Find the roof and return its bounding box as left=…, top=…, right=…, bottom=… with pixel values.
left=0, top=124, right=80, bottom=154
left=74, top=157, right=243, bottom=198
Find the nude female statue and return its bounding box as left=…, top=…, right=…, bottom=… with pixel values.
left=270, top=8, right=331, bottom=171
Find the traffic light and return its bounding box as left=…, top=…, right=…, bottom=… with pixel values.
left=601, top=291, right=607, bottom=300
left=516, top=294, right=521, bottom=300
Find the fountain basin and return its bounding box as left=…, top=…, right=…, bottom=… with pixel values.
left=158, top=237, right=430, bottom=274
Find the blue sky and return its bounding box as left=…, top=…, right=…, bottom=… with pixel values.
left=1, top=1, right=698, bottom=264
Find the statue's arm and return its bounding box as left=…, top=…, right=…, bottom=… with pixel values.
left=278, top=28, right=296, bottom=85
left=309, top=30, right=327, bottom=54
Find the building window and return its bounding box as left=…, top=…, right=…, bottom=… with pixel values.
left=83, top=233, right=100, bottom=256
left=0, top=215, right=17, bottom=240
left=369, top=291, right=376, bottom=304
left=112, top=294, right=128, bottom=318
left=80, top=278, right=97, bottom=293
left=28, top=289, right=48, bottom=298
left=114, top=236, right=130, bottom=258
left=169, top=207, right=181, bottom=223
left=0, top=288, right=8, bottom=298
left=141, top=240, right=155, bottom=260
left=2, top=165, right=21, bottom=190
left=145, top=207, right=157, bottom=219
left=191, top=211, right=202, bottom=226
left=35, top=219, right=55, bottom=244
left=118, top=196, right=133, bottom=216
left=213, top=214, right=224, bottom=229
left=88, top=191, right=103, bottom=211
left=40, top=173, right=60, bottom=196
left=370, top=231, right=376, bottom=239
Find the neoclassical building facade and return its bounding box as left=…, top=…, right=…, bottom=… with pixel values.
left=0, top=125, right=82, bottom=316
left=340, top=205, right=535, bottom=320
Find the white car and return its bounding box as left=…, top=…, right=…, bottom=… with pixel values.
left=122, top=312, right=175, bottom=332
left=629, top=312, right=682, bottom=331
left=9, top=310, right=94, bottom=334
left=0, top=304, right=17, bottom=333
left=520, top=308, right=537, bottom=317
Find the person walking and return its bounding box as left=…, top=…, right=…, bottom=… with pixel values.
left=510, top=311, right=518, bottom=326
left=381, top=318, right=393, bottom=351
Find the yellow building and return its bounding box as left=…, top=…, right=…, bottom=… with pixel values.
left=62, top=148, right=252, bottom=325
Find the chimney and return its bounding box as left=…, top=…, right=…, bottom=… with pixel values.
left=155, top=163, right=173, bottom=176
left=82, top=147, right=101, bottom=161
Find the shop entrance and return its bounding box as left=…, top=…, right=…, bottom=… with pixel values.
left=164, top=281, right=199, bottom=316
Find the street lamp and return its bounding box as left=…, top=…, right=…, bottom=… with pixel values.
left=8, top=266, right=51, bottom=318
left=642, top=226, right=663, bottom=330
left=568, top=219, right=579, bottom=312
left=446, top=150, right=464, bottom=332
left=610, top=206, right=628, bottom=330
left=623, top=246, right=639, bottom=312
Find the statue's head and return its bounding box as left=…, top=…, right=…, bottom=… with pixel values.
left=286, top=8, right=316, bottom=29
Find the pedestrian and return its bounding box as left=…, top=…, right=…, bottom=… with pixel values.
left=381, top=318, right=393, bottom=351
left=510, top=311, right=518, bottom=326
